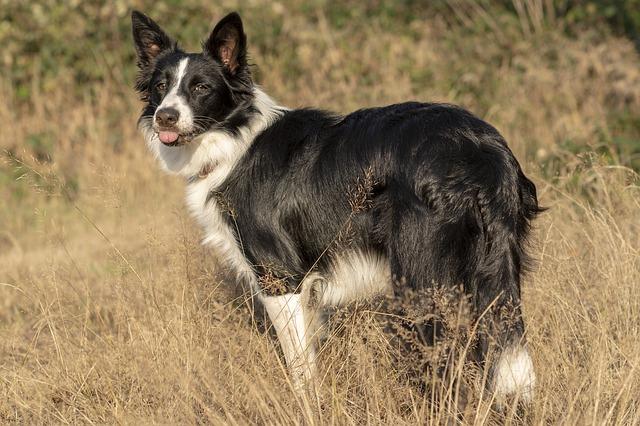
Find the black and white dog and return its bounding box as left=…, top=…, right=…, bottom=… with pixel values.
left=132, top=11, right=540, bottom=403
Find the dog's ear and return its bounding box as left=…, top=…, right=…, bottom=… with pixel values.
left=204, top=12, right=247, bottom=75
left=131, top=11, right=175, bottom=68
left=132, top=11, right=176, bottom=100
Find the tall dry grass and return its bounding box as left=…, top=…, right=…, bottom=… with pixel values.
left=2, top=2, right=640, bottom=424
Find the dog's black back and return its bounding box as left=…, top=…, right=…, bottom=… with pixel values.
left=221, top=103, right=539, bottom=299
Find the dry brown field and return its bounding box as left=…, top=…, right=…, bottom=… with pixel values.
left=1, top=1, right=639, bottom=424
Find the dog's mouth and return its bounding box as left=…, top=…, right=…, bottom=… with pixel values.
left=156, top=129, right=197, bottom=146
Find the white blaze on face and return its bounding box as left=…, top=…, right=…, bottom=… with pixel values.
left=154, top=57, right=193, bottom=133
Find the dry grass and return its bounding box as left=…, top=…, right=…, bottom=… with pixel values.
left=2, top=2, right=640, bottom=424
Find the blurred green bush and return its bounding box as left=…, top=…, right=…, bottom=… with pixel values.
left=2, top=0, right=639, bottom=177
left=2, top=0, right=639, bottom=100
left=562, top=0, right=640, bottom=38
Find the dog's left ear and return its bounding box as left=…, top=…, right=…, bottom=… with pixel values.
left=204, top=12, right=247, bottom=75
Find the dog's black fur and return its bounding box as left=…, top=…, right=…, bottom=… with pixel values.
left=224, top=104, right=541, bottom=354
left=132, top=10, right=541, bottom=400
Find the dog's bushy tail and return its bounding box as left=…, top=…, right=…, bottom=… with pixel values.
left=467, top=140, right=542, bottom=404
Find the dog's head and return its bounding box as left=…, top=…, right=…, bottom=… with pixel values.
left=132, top=11, right=252, bottom=147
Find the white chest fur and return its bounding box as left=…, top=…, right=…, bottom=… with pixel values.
left=140, top=87, right=284, bottom=289
left=185, top=176, right=257, bottom=287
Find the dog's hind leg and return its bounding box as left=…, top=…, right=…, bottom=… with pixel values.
left=259, top=289, right=318, bottom=390
left=377, top=182, right=536, bottom=405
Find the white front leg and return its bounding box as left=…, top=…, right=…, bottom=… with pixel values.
left=260, top=293, right=317, bottom=388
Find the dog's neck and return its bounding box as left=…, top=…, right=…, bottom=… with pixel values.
left=141, top=87, right=285, bottom=188
left=187, top=161, right=216, bottom=183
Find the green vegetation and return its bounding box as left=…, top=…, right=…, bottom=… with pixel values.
left=2, top=0, right=640, bottom=180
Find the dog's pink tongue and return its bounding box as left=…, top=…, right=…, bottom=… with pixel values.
left=159, top=131, right=179, bottom=144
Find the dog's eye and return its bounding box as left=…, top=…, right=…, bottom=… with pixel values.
left=193, top=83, right=209, bottom=94
left=156, top=82, right=167, bottom=92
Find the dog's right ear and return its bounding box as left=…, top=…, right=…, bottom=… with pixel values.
left=131, top=11, right=175, bottom=69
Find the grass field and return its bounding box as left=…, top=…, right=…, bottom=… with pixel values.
left=2, top=1, right=640, bottom=424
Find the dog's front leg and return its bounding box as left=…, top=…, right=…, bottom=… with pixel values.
left=259, top=293, right=317, bottom=389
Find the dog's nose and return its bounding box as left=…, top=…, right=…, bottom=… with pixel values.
left=155, top=108, right=179, bottom=127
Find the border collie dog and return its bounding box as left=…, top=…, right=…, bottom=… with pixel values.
left=132, top=11, right=540, bottom=404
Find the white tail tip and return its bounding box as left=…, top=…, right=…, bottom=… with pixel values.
left=493, top=345, right=536, bottom=404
